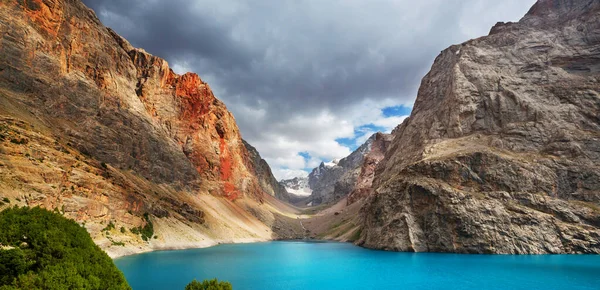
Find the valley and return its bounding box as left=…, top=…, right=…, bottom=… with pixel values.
left=0, top=0, right=599, bottom=267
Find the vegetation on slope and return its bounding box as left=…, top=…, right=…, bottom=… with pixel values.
left=0, top=206, right=131, bottom=289
left=130, top=212, right=155, bottom=241
left=185, top=279, right=232, bottom=290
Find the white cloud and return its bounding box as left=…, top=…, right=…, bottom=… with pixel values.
left=373, top=115, right=409, bottom=132
left=171, top=61, right=192, bottom=75
left=242, top=99, right=412, bottom=179
left=272, top=168, right=309, bottom=181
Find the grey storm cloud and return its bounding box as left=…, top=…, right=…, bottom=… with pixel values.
left=82, top=0, right=537, bottom=179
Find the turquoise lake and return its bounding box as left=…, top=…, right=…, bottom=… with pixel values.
left=114, top=241, right=600, bottom=290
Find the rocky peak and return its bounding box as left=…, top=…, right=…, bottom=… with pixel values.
left=359, top=0, right=600, bottom=254
left=490, top=0, right=599, bottom=35
left=526, top=0, right=597, bottom=17
left=279, top=177, right=312, bottom=198
left=521, top=0, right=600, bottom=27
left=305, top=132, right=391, bottom=205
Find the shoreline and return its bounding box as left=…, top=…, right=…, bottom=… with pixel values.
left=106, top=237, right=272, bottom=259
left=109, top=239, right=600, bottom=259
left=109, top=237, right=343, bottom=259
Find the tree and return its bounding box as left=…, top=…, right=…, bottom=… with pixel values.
left=0, top=206, right=131, bottom=289
left=185, top=279, right=233, bottom=290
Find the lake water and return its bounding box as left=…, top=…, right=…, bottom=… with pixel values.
left=114, top=241, right=600, bottom=290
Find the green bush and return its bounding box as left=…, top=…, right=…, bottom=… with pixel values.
left=185, top=279, right=232, bottom=290
left=2, top=198, right=9, bottom=203
left=131, top=213, right=154, bottom=241
left=0, top=206, right=131, bottom=289
left=103, top=221, right=116, bottom=232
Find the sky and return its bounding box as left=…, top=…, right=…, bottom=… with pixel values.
left=82, top=0, right=536, bottom=180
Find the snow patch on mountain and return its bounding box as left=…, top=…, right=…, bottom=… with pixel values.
left=279, top=177, right=312, bottom=197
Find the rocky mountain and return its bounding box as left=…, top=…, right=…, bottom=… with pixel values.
left=279, top=177, right=312, bottom=198
left=0, top=0, right=299, bottom=257
left=358, top=0, right=600, bottom=254
left=307, top=160, right=345, bottom=205
left=281, top=133, right=392, bottom=206
left=347, top=133, right=394, bottom=205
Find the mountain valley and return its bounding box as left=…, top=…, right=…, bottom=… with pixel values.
left=0, top=0, right=599, bottom=263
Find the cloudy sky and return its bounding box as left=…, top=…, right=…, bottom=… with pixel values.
left=82, top=0, right=536, bottom=180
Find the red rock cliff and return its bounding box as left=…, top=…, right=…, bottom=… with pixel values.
left=0, top=0, right=288, bottom=256
left=0, top=0, right=269, bottom=201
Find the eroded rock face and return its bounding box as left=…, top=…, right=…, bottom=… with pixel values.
left=358, top=0, right=600, bottom=254
left=347, top=133, right=393, bottom=205
left=0, top=0, right=284, bottom=256
left=242, top=140, right=294, bottom=202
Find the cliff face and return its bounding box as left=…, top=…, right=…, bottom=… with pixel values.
left=242, top=140, right=294, bottom=202
left=307, top=160, right=345, bottom=205
left=0, top=0, right=290, bottom=257
left=358, top=0, right=600, bottom=254
left=347, top=133, right=394, bottom=205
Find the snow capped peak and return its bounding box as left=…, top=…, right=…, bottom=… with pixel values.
left=279, top=177, right=312, bottom=197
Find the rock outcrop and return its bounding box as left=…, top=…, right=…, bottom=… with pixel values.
left=347, top=133, right=394, bottom=205
left=307, top=160, right=345, bottom=205
left=358, top=0, right=600, bottom=254
left=0, top=0, right=293, bottom=257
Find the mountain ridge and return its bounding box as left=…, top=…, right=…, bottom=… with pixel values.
left=357, top=0, right=600, bottom=254
left=0, top=0, right=300, bottom=257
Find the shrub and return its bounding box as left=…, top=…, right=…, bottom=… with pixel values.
left=185, top=279, right=232, bottom=290
left=131, top=213, right=154, bottom=241
left=111, top=241, right=125, bottom=247
left=103, top=221, right=116, bottom=232
left=0, top=206, right=130, bottom=289
left=2, top=198, right=9, bottom=203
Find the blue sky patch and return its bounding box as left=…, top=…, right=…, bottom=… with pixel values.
left=382, top=105, right=412, bottom=118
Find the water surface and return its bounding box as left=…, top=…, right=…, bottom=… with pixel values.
left=115, top=241, right=600, bottom=290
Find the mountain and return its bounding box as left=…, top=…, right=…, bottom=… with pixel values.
left=0, top=0, right=298, bottom=257
left=279, top=133, right=392, bottom=207
left=307, top=160, right=345, bottom=205
left=308, top=133, right=391, bottom=205
left=242, top=140, right=294, bottom=202
left=358, top=0, right=600, bottom=254
left=346, top=133, right=394, bottom=205
left=279, top=177, right=312, bottom=197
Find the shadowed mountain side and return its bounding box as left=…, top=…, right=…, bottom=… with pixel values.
left=358, top=0, right=600, bottom=254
